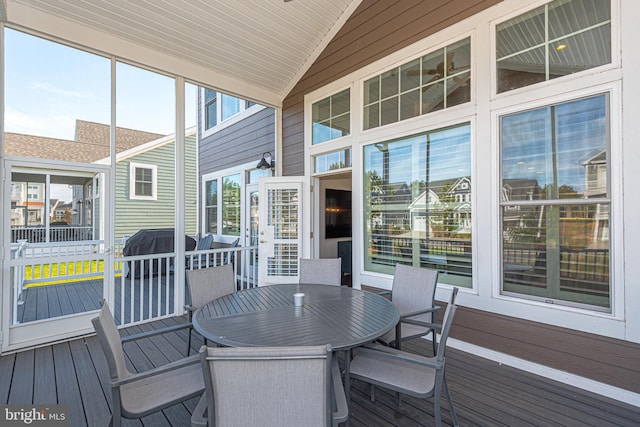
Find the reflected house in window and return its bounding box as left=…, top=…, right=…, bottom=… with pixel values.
left=408, top=177, right=472, bottom=236
left=583, top=150, right=609, bottom=245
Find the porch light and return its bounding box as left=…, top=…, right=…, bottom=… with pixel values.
left=257, top=152, right=275, bottom=170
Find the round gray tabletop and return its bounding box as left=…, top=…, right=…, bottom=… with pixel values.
left=192, top=284, right=399, bottom=351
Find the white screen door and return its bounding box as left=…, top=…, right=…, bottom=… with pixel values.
left=258, top=177, right=310, bottom=286
left=2, top=161, right=112, bottom=352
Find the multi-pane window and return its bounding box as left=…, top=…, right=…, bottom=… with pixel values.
left=203, top=89, right=255, bottom=131
left=364, top=38, right=470, bottom=130
left=222, top=174, right=241, bottom=236
left=363, top=123, right=472, bottom=287
left=312, top=89, right=350, bottom=144
left=500, top=94, right=610, bottom=310
left=129, top=163, right=156, bottom=200
left=205, top=179, right=218, bottom=234
left=496, top=0, right=611, bottom=93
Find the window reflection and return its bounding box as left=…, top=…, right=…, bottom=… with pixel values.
left=363, top=124, right=472, bottom=287
left=501, top=94, right=610, bottom=309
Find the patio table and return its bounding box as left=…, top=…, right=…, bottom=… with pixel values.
left=192, top=283, right=399, bottom=421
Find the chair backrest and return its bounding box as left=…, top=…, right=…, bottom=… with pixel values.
left=435, top=287, right=459, bottom=362
left=391, top=264, right=438, bottom=317
left=197, top=233, right=214, bottom=250
left=200, top=345, right=333, bottom=427
left=91, top=300, right=132, bottom=381
left=186, top=264, right=236, bottom=308
left=299, top=258, right=342, bottom=286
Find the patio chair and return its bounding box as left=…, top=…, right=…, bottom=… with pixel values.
left=185, top=264, right=237, bottom=355
left=189, top=233, right=214, bottom=269
left=190, top=344, right=348, bottom=427
left=349, top=287, right=459, bottom=427
left=299, top=258, right=342, bottom=286
left=223, top=237, right=240, bottom=265
left=377, top=264, right=440, bottom=354
left=91, top=300, right=204, bottom=427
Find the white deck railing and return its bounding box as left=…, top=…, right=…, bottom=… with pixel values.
left=11, top=240, right=258, bottom=327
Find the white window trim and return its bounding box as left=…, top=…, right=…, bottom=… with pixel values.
left=129, top=162, right=157, bottom=201
left=200, top=88, right=266, bottom=138
left=200, top=160, right=267, bottom=241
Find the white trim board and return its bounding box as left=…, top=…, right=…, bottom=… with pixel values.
left=445, top=337, right=640, bottom=409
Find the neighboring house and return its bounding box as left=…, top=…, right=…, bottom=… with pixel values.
left=95, top=126, right=198, bottom=240
left=6, top=120, right=196, bottom=241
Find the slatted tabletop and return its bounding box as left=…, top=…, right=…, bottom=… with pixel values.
left=193, top=284, right=399, bottom=350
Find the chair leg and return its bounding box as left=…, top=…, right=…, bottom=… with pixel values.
left=370, top=384, right=375, bottom=402
left=186, top=327, right=192, bottom=356
left=431, top=329, right=437, bottom=356
left=443, top=372, right=459, bottom=427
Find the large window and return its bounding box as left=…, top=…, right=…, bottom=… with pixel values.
left=364, top=123, right=472, bottom=287
left=364, top=38, right=470, bottom=130
left=500, top=94, right=610, bottom=310
left=496, top=0, right=611, bottom=93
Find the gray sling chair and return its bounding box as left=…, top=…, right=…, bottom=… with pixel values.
left=185, top=264, right=237, bottom=355
left=188, top=233, right=214, bottom=269
left=299, top=258, right=343, bottom=286
left=349, top=287, right=460, bottom=427
left=91, top=300, right=204, bottom=427
left=377, top=264, right=440, bottom=355
left=191, top=344, right=349, bottom=427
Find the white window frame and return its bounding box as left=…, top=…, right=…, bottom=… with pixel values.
left=200, top=88, right=266, bottom=138
left=129, top=162, right=157, bottom=201
left=200, top=160, right=271, bottom=240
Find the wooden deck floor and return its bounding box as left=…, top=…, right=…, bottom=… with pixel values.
left=1, top=316, right=639, bottom=427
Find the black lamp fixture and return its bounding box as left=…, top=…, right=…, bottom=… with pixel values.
left=256, top=152, right=274, bottom=170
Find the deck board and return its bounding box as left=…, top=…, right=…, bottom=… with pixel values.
left=33, top=346, right=56, bottom=405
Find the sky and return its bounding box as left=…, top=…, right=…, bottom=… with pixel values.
left=4, top=28, right=197, bottom=139
left=4, top=28, right=197, bottom=200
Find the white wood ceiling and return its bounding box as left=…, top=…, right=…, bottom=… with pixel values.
left=2, top=0, right=362, bottom=106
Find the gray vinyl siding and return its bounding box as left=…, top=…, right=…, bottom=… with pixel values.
left=199, top=107, right=275, bottom=177
left=114, top=134, right=197, bottom=240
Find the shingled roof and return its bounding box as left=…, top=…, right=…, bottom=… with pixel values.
left=4, top=120, right=165, bottom=162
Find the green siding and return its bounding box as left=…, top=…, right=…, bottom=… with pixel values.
left=114, top=134, right=197, bottom=241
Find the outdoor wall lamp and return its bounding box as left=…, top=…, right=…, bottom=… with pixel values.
left=257, top=152, right=275, bottom=170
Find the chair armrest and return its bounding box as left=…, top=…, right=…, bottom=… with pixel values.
left=360, top=343, right=443, bottom=369
left=400, top=305, right=440, bottom=319
left=190, top=393, right=208, bottom=427
left=400, top=318, right=442, bottom=332
left=331, top=357, right=349, bottom=425
left=112, top=354, right=201, bottom=387
left=120, top=322, right=191, bottom=343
